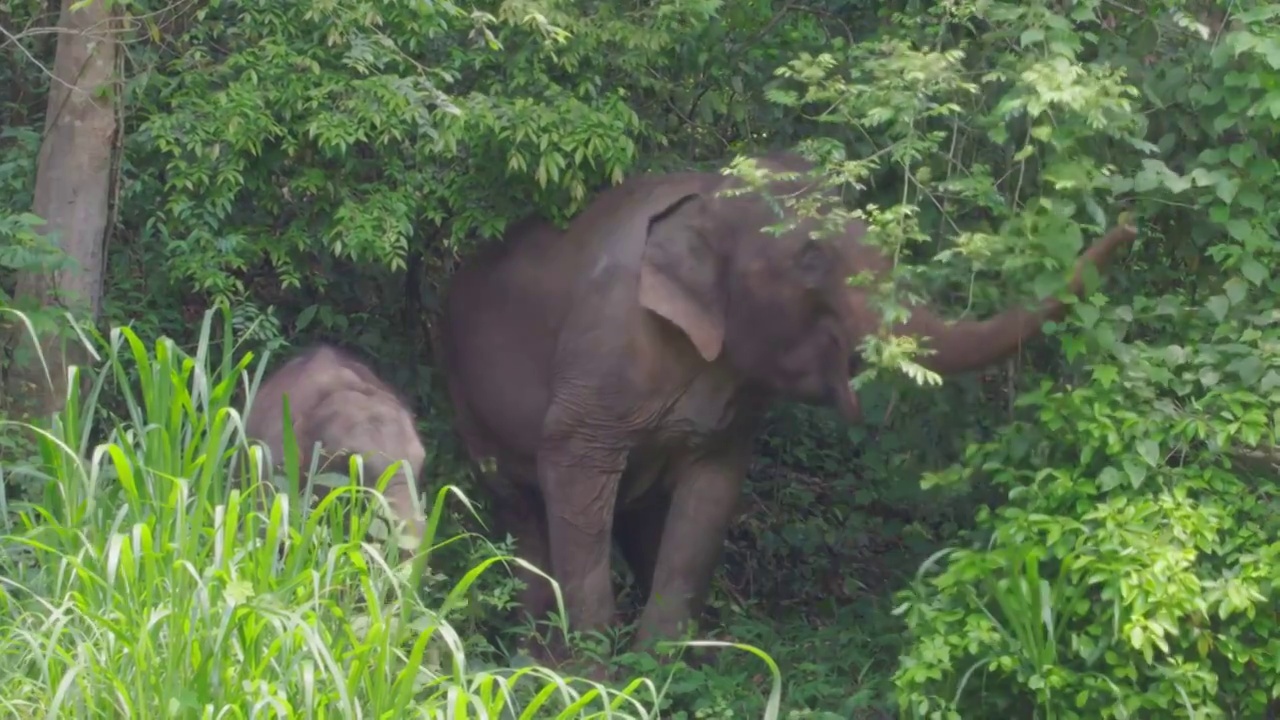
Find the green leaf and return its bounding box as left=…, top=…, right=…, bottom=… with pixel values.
left=1162, top=345, right=1188, bottom=365
left=1136, top=439, right=1160, bottom=467
left=1224, top=277, right=1248, bottom=304
left=1075, top=303, right=1099, bottom=329
left=1241, top=257, right=1269, bottom=285
left=1206, top=295, right=1230, bottom=321
left=1216, top=177, right=1239, bottom=204
left=295, top=304, right=319, bottom=331
left=1032, top=272, right=1062, bottom=303
left=1261, top=370, right=1280, bottom=393
left=1133, top=168, right=1160, bottom=193
left=1226, top=218, right=1252, bottom=241
left=1099, top=466, right=1124, bottom=491
left=1135, top=158, right=1191, bottom=193
left=1189, top=167, right=1221, bottom=187
left=1237, top=188, right=1266, bottom=211
left=1229, top=355, right=1264, bottom=385
left=1123, top=458, right=1149, bottom=488
left=1227, top=143, right=1251, bottom=167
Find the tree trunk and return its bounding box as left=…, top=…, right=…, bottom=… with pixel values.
left=6, top=0, right=118, bottom=419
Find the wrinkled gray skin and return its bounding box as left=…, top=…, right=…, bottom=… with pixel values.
left=244, top=344, right=427, bottom=555
left=440, top=152, right=1137, bottom=663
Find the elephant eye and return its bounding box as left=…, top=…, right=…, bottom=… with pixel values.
left=794, top=240, right=830, bottom=288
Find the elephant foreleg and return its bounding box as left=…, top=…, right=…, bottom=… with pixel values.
left=631, top=443, right=749, bottom=651
left=537, top=435, right=627, bottom=645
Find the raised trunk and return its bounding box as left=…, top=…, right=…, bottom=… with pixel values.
left=880, top=222, right=1137, bottom=375
left=5, top=0, right=118, bottom=418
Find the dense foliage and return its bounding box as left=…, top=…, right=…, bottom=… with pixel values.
left=2, top=0, right=1278, bottom=716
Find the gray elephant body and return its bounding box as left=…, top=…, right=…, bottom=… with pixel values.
left=441, top=153, right=1135, bottom=657
left=244, top=344, right=427, bottom=554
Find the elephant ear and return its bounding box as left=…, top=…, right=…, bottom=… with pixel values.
left=638, top=192, right=726, bottom=362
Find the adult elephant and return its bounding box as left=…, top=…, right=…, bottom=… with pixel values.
left=440, top=152, right=1136, bottom=663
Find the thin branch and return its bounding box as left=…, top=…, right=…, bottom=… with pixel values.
left=0, top=22, right=73, bottom=93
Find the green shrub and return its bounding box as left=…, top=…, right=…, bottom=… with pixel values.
left=893, top=330, right=1280, bottom=719
left=889, top=5, right=1280, bottom=717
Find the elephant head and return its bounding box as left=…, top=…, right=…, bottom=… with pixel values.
left=637, top=153, right=1137, bottom=421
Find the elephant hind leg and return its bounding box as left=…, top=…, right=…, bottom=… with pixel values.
left=488, top=485, right=554, bottom=617
left=450, top=388, right=555, bottom=623
left=613, top=495, right=671, bottom=611
left=486, top=482, right=562, bottom=646
left=631, top=445, right=750, bottom=653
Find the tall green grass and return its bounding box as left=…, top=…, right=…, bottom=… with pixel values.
left=0, top=306, right=723, bottom=718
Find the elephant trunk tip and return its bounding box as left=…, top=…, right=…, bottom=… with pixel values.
left=1076, top=221, right=1140, bottom=280
left=1099, top=220, right=1140, bottom=252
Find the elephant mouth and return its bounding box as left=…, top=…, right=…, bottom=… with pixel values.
left=821, top=351, right=862, bottom=424
left=758, top=322, right=863, bottom=423
left=828, top=382, right=861, bottom=423
left=847, top=355, right=863, bottom=376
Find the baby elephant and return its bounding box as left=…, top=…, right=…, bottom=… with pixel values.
left=243, top=344, right=428, bottom=555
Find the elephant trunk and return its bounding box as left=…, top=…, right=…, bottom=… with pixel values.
left=856, top=222, right=1138, bottom=376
